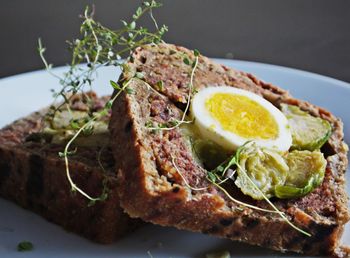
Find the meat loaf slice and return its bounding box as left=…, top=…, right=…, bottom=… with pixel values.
left=110, top=43, right=349, bottom=256
left=0, top=93, right=137, bottom=244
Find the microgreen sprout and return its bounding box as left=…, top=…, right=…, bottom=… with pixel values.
left=172, top=147, right=279, bottom=213
left=92, top=144, right=110, bottom=206
left=61, top=79, right=132, bottom=202
left=146, top=50, right=199, bottom=131
left=236, top=161, right=311, bottom=236
left=171, top=155, right=207, bottom=191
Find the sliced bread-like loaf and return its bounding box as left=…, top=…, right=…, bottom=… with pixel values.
left=0, top=93, right=137, bottom=243
left=110, top=44, right=349, bottom=255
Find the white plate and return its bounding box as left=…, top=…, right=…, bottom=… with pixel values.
left=0, top=60, right=349, bottom=258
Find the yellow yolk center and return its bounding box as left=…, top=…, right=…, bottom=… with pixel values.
left=205, top=93, right=279, bottom=140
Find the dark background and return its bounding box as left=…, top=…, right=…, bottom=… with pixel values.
left=1, top=0, right=349, bottom=82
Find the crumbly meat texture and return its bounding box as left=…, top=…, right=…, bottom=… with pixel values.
left=110, top=44, right=349, bottom=256
left=0, top=94, right=138, bottom=244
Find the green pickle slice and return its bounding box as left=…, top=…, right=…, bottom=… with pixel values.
left=281, top=104, right=331, bottom=151
left=235, top=143, right=289, bottom=200
left=275, top=150, right=326, bottom=199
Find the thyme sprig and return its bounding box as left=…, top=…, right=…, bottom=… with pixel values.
left=39, top=1, right=167, bottom=203
left=38, top=1, right=167, bottom=120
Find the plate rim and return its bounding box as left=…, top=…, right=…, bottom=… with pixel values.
left=1, top=59, right=350, bottom=90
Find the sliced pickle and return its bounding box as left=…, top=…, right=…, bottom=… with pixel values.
left=281, top=104, right=331, bottom=151
left=235, top=143, right=288, bottom=200
left=275, top=150, right=326, bottom=199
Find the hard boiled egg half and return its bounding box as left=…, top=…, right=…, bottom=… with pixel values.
left=191, top=86, right=292, bottom=152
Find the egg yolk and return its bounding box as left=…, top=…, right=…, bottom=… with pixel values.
left=205, top=93, right=279, bottom=140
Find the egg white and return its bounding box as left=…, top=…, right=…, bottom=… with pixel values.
left=191, top=86, right=292, bottom=152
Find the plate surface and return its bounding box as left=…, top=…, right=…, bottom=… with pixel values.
left=0, top=59, right=349, bottom=258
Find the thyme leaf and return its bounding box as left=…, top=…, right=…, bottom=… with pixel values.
left=17, top=241, right=33, bottom=252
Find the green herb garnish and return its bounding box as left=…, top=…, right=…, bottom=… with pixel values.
left=38, top=1, right=167, bottom=203
left=17, top=241, right=33, bottom=252
left=39, top=1, right=167, bottom=120
left=62, top=79, right=133, bottom=203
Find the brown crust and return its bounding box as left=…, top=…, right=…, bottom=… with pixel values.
left=0, top=95, right=138, bottom=244
left=110, top=44, right=349, bottom=255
